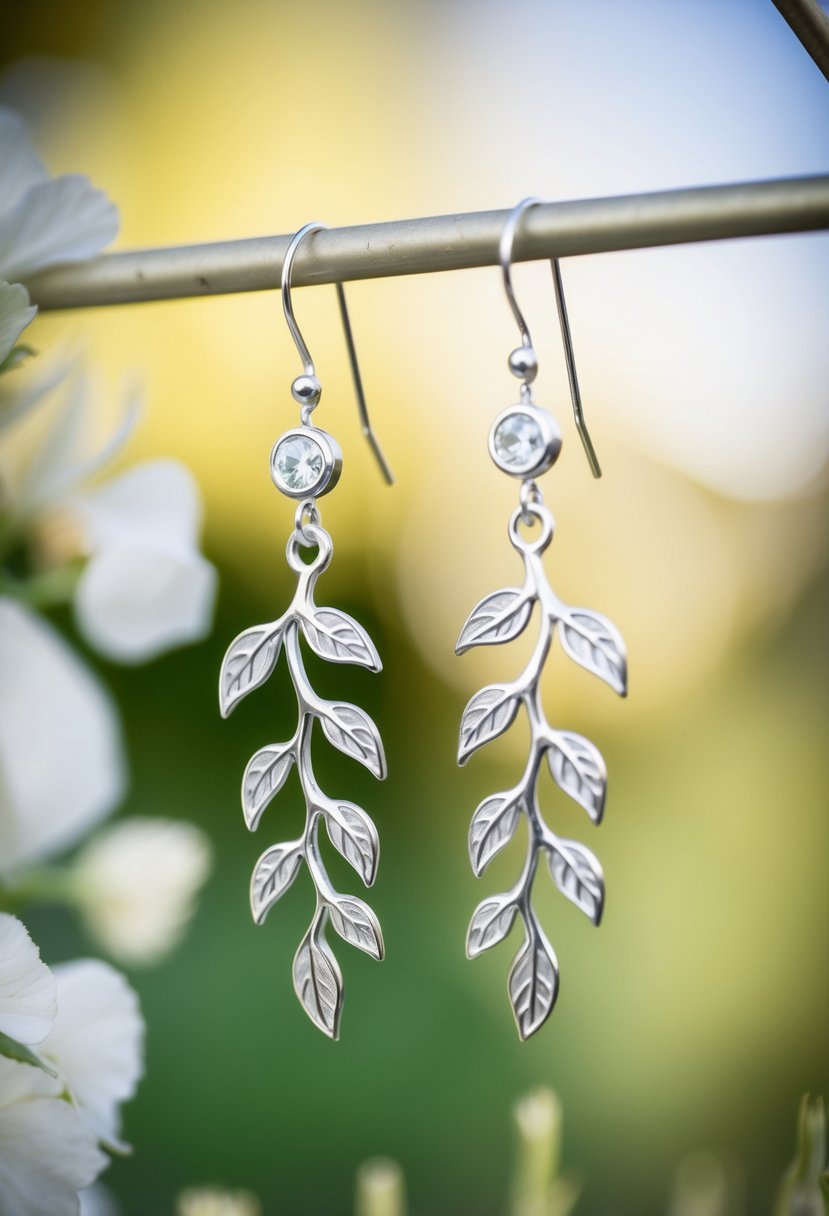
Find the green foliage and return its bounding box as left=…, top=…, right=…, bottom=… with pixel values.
left=773, top=1095, right=829, bottom=1216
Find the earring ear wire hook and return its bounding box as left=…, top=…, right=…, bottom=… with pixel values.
left=500, top=197, right=602, bottom=479
left=281, top=221, right=394, bottom=485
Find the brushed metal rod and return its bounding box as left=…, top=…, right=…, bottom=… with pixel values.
left=23, top=175, right=829, bottom=311
left=771, top=0, right=829, bottom=83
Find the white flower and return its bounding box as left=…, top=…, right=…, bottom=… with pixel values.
left=0, top=281, right=36, bottom=366
left=0, top=1055, right=108, bottom=1216
left=0, top=947, right=142, bottom=1215
left=0, top=598, right=125, bottom=877
left=73, top=460, right=218, bottom=664
left=40, top=959, right=144, bottom=1151
left=0, top=913, right=57, bottom=1045
left=0, top=108, right=118, bottom=284
left=74, top=818, right=212, bottom=965
left=79, top=1184, right=119, bottom=1216
left=2, top=359, right=217, bottom=664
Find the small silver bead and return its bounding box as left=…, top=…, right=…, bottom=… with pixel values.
left=291, top=374, right=322, bottom=406
left=508, top=346, right=538, bottom=383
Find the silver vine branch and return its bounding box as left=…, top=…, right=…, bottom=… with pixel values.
left=219, top=523, right=385, bottom=1039
left=456, top=499, right=627, bottom=1039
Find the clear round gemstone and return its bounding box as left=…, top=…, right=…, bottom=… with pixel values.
left=492, top=412, right=544, bottom=470
left=273, top=434, right=326, bottom=493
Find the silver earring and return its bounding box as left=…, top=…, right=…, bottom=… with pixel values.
left=456, top=198, right=627, bottom=1040
left=219, top=222, right=392, bottom=1039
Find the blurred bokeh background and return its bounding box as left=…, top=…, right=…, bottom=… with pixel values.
left=3, top=0, right=828, bottom=1212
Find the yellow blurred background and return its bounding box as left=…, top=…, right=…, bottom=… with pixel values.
left=3, top=0, right=828, bottom=1211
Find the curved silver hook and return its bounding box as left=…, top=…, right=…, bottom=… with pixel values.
left=281, top=222, right=394, bottom=485
left=500, top=197, right=602, bottom=479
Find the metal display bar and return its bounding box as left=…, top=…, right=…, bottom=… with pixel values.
left=24, top=175, right=829, bottom=311
left=771, top=0, right=829, bottom=83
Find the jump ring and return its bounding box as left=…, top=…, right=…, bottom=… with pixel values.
left=294, top=498, right=321, bottom=545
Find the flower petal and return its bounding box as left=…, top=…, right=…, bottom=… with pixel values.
left=0, top=914, right=57, bottom=1045
left=74, top=540, right=217, bottom=664
left=41, top=959, right=143, bottom=1150
left=0, top=281, right=36, bottom=366
left=0, top=349, right=74, bottom=437
left=0, top=109, right=48, bottom=216
left=14, top=364, right=140, bottom=518
left=75, top=818, right=212, bottom=966
left=0, top=1056, right=107, bottom=1216
left=0, top=175, right=118, bottom=284
left=0, top=598, right=125, bottom=874
left=79, top=1183, right=119, bottom=1216
left=76, top=459, right=204, bottom=551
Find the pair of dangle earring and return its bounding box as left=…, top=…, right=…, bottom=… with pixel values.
left=219, top=222, right=392, bottom=1040
left=456, top=197, right=628, bottom=1039
left=221, top=204, right=626, bottom=1042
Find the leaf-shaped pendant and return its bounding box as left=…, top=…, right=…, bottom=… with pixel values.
left=250, top=841, right=304, bottom=924
left=457, top=488, right=625, bottom=1038
left=546, top=730, right=607, bottom=824
left=466, top=895, right=517, bottom=958
left=320, top=702, right=386, bottom=779
left=559, top=607, right=628, bottom=697
left=468, top=792, right=522, bottom=877
left=508, top=929, right=559, bottom=1040
left=219, top=622, right=283, bottom=718
left=322, top=801, right=379, bottom=887
left=220, top=522, right=386, bottom=1038
left=301, top=606, right=382, bottom=670
left=456, top=587, right=532, bottom=652
left=547, top=837, right=604, bottom=926
left=458, top=684, right=520, bottom=764
left=293, top=920, right=343, bottom=1040
left=242, top=742, right=295, bottom=830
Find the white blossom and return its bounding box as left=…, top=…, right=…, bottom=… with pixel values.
left=73, top=460, right=218, bottom=664
left=0, top=945, right=143, bottom=1214
left=0, top=108, right=118, bottom=285
left=0, top=281, right=36, bottom=366
left=74, top=817, right=212, bottom=965
left=79, top=1184, right=119, bottom=1216
left=8, top=359, right=139, bottom=521
left=2, top=360, right=217, bottom=664
left=0, top=1055, right=108, bottom=1216
left=40, top=959, right=144, bottom=1151
left=0, top=913, right=57, bottom=1046
left=0, top=598, right=125, bottom=877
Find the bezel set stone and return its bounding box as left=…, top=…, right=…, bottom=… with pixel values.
left=269, top=426, right=343, bottom=499
left=488, top=403, right=562, bottom=479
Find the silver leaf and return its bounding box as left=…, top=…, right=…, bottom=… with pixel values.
left=508, top=929, right=559, bottom=1040
left=466, top=895, right=517, bottom=958
left=469, top=792, right=522, bottom=877
left=548, top=838, right=604, bottom=925
left=559, top=607, right=627, bottom=697
left=546, top=730, right=607, bottom=823
left=328, top=895, right=384, bottom=960
left=458, top=684, right=520, bottom=765
left=250, top=842, right=303, bottom=924
left=293, top=923, right=343, bottom=1040
left=323, top=801, right=379, bottom=887
left=456, top=588, right=533, bottom=653
left=320, top=702, right=386, bottom=779
left=219, top=622, right=283, bottom=718
left=301, top=607, right=381, bottom=671
left=242, top=743, right=295, bottom=830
